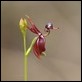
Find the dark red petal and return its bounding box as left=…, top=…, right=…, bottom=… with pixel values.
left=30, top=25, right=41, bottom=34
left=27, top=16, right=41, bottom=35
left=36, top=35, right=46, bottom=55
left=33, top=40, right=41, bottom=59
left=33, top=36, right=46, bottom=59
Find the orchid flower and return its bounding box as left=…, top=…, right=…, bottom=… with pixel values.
left=19, top=16, right=59, bottom=81
left=25, top=16, right=59, bottom=59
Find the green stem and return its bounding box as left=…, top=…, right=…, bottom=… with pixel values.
left=23, top=34, right=28, bottom=81
left=23, top=36, right=38, bottom=81
left=25, top=37, right=38, bottom=56
left=24, top=35, right=26, bottom=54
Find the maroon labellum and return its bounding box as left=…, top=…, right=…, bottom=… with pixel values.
left=33, top=35, right=46, bottom=59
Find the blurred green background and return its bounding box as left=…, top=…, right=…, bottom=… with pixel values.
left=1, top=1, right=81, bottom=81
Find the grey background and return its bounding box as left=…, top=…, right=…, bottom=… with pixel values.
left=1, top=1, right=81, bottom=81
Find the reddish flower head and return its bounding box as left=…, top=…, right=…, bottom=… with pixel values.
left=26, top=16, right=59, bottom=59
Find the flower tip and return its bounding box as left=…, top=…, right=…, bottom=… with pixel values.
left=25, top=15, right=30, bottom=19
left=41, top=52, right=46, bottom=56
left=53, top=27, right=59, bottom=30
left=24, top=18, right=27, bottom=26
left=19, top=18, right=27, bottom=28
left=19, top=18, right=23, bottom=25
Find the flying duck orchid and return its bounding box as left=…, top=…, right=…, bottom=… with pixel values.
left=25, top=16, right=59, bottom=59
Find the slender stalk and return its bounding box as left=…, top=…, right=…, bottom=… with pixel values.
left=25, top=36, right=38, bottom=56
left=23, top=34, right=28, bottom=81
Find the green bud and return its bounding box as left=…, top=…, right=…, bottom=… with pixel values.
left=19, top=18, right=28, bottom=34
